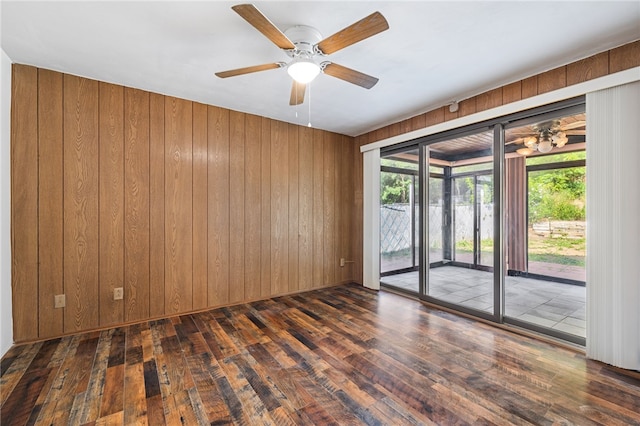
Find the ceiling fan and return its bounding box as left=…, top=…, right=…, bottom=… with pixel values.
left=215, top=4, right=389, bottom=105
left=508, top=119, right=586, bottom=156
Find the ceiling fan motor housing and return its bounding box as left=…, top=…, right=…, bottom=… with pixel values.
left=284, top=25, right=324, bottom=57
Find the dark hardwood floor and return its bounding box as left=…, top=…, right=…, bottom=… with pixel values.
left=2, top=283, right=639, bottom=425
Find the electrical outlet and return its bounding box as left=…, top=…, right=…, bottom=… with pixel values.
left=114, top=287, right=124, bottom=300
left=54, top=294, right=65, bottom=308
left=340, top=258, right=354, bottom=267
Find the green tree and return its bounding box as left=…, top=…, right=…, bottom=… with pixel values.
left=528, top=166, right=585, bottom=222
left=381, top=172, right=412, bottom=204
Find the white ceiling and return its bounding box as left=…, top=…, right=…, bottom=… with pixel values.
left=2, top=1, right=639, bottom=136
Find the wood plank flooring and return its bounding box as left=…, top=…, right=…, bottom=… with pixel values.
left=2, top=284, right=639, bottom=425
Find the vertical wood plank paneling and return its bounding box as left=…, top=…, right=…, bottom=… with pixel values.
left=124, top=88, right=150, bottom=322
left=537, top=66, right=567, bottom=94
left=399, top=119, right=413, bottom=135
left=63, top=74, right=99, bottom=333
left=11, top=64, right=39, bottom=341
left=312, top=129, right=324, bottom=289
left=502, top=81, right=522, bottom=104
left=567, top=52, right=609, bottom=86
left=288, top=125, right=299, bottom=293
left=609, top=40, right=640, bottom=73
left=458, top=97, right=477, bottom=117
left=192, top=103, right=208, bottom=310
left=244, top=114, right=261, bottom=301
left=352, top=138, right=365, bottom=285
left=271, top=120, right=289, bottom=295
left=334, top=136, right=344, bottom=283
left=229, top=111, right=245, bottom=303
left=208, top=106, right=230, bottom=306
left=346, top=135, right=355, bottom=282
left=260, top=118, right=271, bottom=298
left=338, top=135, right=353, bottom=283
left=475, top=87, right=502, bottom=112
left=443, top=104, right=458, bottom=122
left=99, top=82, right=125, bottom=327
left=149, top=93, right=165, bottom=317
left=38, top=68, right=64, bottom=338
left=14, top=64, right=362, bottom=340
left=165, top=97, right=193, bottom=314
left=409, top=115, right=425, bottom=132
left=323, top=134, right=336, bottom=286
left=298, top=126, right=314, bottom=291
left=389, top=122, right=402, bottom=138
left=521, top=76, right=538, bottom=99
left=424, top=108, right=445, bottom=127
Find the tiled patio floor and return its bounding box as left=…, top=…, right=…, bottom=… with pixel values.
left=382, top=254, right=586, bottom=282
left=381, top=266, right=586, bottom=338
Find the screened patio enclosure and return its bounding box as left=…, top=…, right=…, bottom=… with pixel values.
left=379, top=100, right=587, bottom=344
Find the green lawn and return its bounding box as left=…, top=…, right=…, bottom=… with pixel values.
left=456, top=235, right=585, bottom=267
left=384, top=233, right=586, bottom=268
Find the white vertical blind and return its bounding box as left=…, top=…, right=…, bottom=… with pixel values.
left=586, top=81, right=640, bottom=370
left=1, top=49, right=13, bottom=357
left=363, top=148, right=381, bottom=290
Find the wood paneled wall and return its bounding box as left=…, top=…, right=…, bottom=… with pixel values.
left=351, top=40, right=640, bottom=284
left=11, top=65, right=354, bottom=342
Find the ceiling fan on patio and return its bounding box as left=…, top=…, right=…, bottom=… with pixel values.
left=507, top=119, right=585, bottom=156
left=215, top=4, right=389, bottom=105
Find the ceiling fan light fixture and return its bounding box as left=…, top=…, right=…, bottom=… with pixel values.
left=515, top=120, right=581, bottom=156
left=537, top=138, right=553, bottom=153
left=517, top=147, right=534, bottom=156
left=287, top=57, right=320, bottom=84
left=553, top=131, right=568, bottom=147
left=524, top=136, right=537, bottom=148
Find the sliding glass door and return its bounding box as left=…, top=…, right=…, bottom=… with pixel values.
left=378, top=98, right=587, bottom=344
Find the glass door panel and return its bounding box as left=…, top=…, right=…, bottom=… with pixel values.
left=503, top=111, right=586, bottom=344
left=428, top=176, right=444, bottom=263
left=413, top=178, right=420, bottom=267
left=452, top=173, right=493, bottom=269
left=527, top=165, right=585, bottom=282
left=379, top=148, right=420, bottom=293
left=477, top=175, right=494, bottom=268
left=380, top=171, right=413, bottom=273
left=453, top=178, right=474, bottom=264
left=424, top=130, right=494, bottom=315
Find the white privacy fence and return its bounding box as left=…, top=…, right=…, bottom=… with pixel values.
left=380, top=204, right=415, bottom=254
left=454, top=203, right=494, bottom=242
left=380, top=203, right=494, bottom=254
